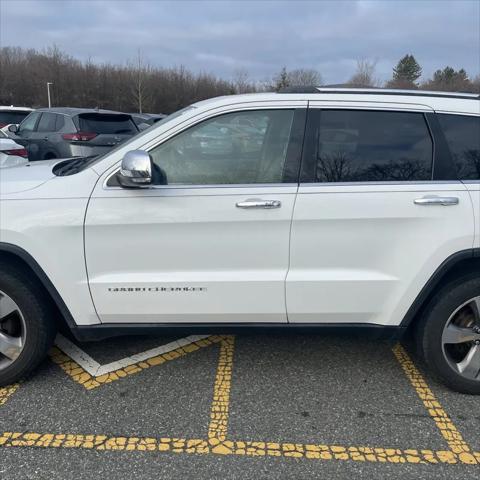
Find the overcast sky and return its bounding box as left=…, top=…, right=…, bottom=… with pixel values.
left=1, top=0, right=479, bottom=84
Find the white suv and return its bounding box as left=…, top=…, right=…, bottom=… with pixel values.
left=0, top=88, right=479, bottom=393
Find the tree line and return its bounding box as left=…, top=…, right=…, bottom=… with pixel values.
left=1, top=46, right=478, bottom=114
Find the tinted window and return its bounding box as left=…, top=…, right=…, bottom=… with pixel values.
left=313, top=110, right=433, bottom=182
left=19, top=112, right=41, bottom=132
left=0, top=110, right=31, bottom=125
left=77, top=114, right=138, bottom=134
left=438, top=114, right=480, bottom=180
left=55, top=115, right=65, bottom=131
left=149, top=110, right=294, bottom=185
left=37, top=113, right=58, bottom=132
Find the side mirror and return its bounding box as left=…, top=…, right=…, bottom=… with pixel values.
left=8, top=124, right=18, bottom=133
left=116, top=150, right=152, bottom=188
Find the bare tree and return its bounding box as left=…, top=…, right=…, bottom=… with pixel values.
left=129, top=49, right=152, bottom=113
left=347, top=59, right=380, bottom=88
left=232, top=68, right=255, bottom=94
left=287, top=68, right=323, bottom=86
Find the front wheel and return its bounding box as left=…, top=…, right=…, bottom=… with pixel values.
left=418, top=276, right=480, bottom=394
left=0, top=266, right=56, bottom=386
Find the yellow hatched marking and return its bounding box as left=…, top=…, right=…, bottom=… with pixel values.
left=207, top=335, right=235, bottom=444
left=49, top=335, right=224, bottom=390
left=0, top=430, right=478, bottom=464
left=0, top=383, right=20, bottom=406
left=392, top=344, right=477, bottom=464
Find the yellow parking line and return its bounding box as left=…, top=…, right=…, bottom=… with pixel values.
left=392, top=344, right=477, bottom=464
left=207, top=335, right=235, bottom=444
left=0, top=383, right=20, bottom=406
left=0, top=430, right=478, bottom=464
left=49, top=335, right=225, bottom=390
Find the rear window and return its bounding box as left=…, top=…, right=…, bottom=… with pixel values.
left=75, top=113, right=138, bottom=135
left=438, top=114, right=480, bottom=180
left=312, top=110, right=433, bottom=182
left=0, top=110, right=31, bottom=125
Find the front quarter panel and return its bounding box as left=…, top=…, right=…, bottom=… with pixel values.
left=0, top=168, right=101, bottom=326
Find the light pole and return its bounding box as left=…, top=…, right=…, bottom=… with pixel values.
left=47, top=82, right=53, bottom=108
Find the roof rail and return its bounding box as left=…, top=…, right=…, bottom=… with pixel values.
left=277, top=86, right=480, bottom=100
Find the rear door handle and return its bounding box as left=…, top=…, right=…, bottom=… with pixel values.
left=236, top=199, right=281, bottom=209
left=414, top=196, right=459, bottom=206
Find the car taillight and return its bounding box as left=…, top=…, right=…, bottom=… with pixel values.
left=62, top=132, right=97, bottom=141
left=2, top=148, right=28, bottom=158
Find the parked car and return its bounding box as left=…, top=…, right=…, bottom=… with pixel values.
left=1, top=89, right=480, bottom=394
left=0, top=106, right=33, bottom=133
left=0, top=130, right=29, bottom=168
left=130, top=113, right=166, bottom=131
left=8, top=108, right=139, bottom=161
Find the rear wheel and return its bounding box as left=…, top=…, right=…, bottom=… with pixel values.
left=0, top=266, right=56, bottom=386
left=418, top=276, right=480, bottom=394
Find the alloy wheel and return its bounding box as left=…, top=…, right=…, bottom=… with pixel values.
left=442, top=296, right=480, bottom=381
left=0, top=290, right=26, bottom=370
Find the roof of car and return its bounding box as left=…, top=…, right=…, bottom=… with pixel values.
left=34, top=107, right=129, bottom=116
left=193, top=88, right=480, bottom=116
left=0, top=106, right=33, bottom=111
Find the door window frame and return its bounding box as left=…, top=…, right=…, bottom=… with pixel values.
left=105, top=108, right=307, bottom=189
left=299, top=107, right=458, bottom=185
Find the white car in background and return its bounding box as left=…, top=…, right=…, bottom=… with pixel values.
left=0, top=106, right=33, bottom=135
left=0, top=130, right=29, bottom=168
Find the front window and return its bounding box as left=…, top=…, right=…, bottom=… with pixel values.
left=18, top=112, right=41, bottom=133
left=149, top=109, right=294, bottom=185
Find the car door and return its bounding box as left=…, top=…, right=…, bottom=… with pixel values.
left=85, top=106, right=306, bottom=324
left=34, top=112, right=59, bottom=159
left=286, top=103, right=475, bottom=327
left=13, top=111, right=41, bottom=159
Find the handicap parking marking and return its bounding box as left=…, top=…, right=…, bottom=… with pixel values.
left=50, top=334, right=225, bottom=390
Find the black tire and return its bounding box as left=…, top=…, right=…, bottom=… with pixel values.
left=417, top=275, right=480, bottom=394
left=0, top=265, right=56, bottom=386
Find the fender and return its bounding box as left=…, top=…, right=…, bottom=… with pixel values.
left=0, top=242, right=77, bottom=329
left=400, top=248, right=477, bottom=327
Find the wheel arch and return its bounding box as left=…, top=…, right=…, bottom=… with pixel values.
left=0, top=243, right=76, bottom=331
left=401, top=248, right=480, bottom=329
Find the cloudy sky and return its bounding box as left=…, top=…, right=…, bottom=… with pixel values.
left=1, top=0, right=479, bottom=84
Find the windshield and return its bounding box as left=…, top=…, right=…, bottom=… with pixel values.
left=83, top=105, right=196, bottom=169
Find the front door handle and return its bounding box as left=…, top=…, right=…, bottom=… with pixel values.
left=414, top=196, right=459, bottom=206
left=236, top=199, right=281, bottom=209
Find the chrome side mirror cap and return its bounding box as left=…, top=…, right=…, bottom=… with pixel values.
left=117, top=150, right=152, bottom=188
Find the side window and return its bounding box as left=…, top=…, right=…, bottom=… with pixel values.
left=149, top=110, right=294, bottom=185
left=55, top=114, right=65, bottom=131
left=19, top=112, right=41, bottom=133
left=438, top=114, right=480, bottom=180
left=37, top=113, right=58, bottom=132
left=312, top=110, right=433, bottom=182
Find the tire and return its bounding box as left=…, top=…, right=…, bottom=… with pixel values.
left=417, top=275, right=480, bottom=394
left=0, top=265, right=56, bottom=386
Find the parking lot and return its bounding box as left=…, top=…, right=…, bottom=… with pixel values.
left=0, top=332, right=478, bottom=479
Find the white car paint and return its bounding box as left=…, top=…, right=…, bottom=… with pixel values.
left=0, top=90, right=479, bottom=330
left=0, top=136, right=28, bottom=169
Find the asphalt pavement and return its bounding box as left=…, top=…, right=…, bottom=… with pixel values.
left=0, top=332, right=479, bottom=479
